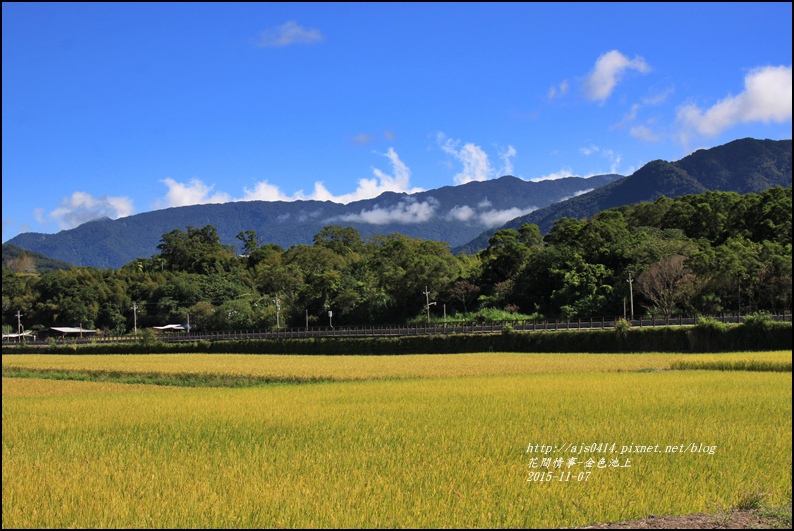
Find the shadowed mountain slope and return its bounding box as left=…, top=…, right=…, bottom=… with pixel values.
left=454, top=138, right=792, bottom=254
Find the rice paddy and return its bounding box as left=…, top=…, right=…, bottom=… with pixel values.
left=2, top=351, right=791, bottom=528
left=3, top=350, right=791, bottom=381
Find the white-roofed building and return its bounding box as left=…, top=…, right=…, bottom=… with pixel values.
left=50, top=326, right=96, bottom=338
left=152, top=324, right=187, bottom=333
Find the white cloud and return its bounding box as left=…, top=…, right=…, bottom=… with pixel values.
left=601, top=149, right=623, bottom=174
left=437, top=133, right=515, bottom=184
left=611, top=88, right=672, bottom=135
left=241, top=180, right=303, bottom=202
left=615, top=104, right=641, bottom=128
left=498, top=145, right=517, bottom=176
left=256, top=21, right=324, bottom=48
left=444, top=205, right=476, bottom=222
left=584, top=50, right=651, bottom=102
left=529, top=168, right=573, bottom=182
left=334, top=198, right=439, bottom=225
left=630, top=125, right=661, bottom=142
left=242, top=148, right=422, bottom=205
left=1, top=218, right=34, bottom=241
left=438, top=134, right=493, bottom=184
left=478, top=207, right=537, bottom=228
left=642, top=87, right=674, bottom=106
left=443, top=202, right=537, bottom=228
left=155, top=178, right=231, bottom=209
left=580, top=145, right=630, bottom=171
left=676, top=65, right=792, bottom=143
left=558, top=188, right=594, bottom=202
left=44, top=191, right=134, bottom=230
left=548, top=79, right=570, bottom=100
left=152, top=150, right=419, bottom=210
left=326, top=147, right=422, bottom=203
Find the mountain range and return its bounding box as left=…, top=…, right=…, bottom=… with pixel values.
left=454, top=137, right=792, bottom=254
left=4, top=173, right=621, bottom=269
left=4, top=137, right=791, bottom=269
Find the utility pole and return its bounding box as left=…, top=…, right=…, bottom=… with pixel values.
left=627, top=273, right=634, bottom=320
left=738, top=278, right=742, bottom=315
left=186, top=312, right=190, bottom=334
left=274, top=295, right=281, bottom=328
left=423, top=286, right=436, bottom=325
left=132, top=302, right=138, bottom=337
left=16, top=310, right=23, bottom=343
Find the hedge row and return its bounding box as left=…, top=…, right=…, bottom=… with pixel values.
left=3, top=321, right=790, bottom=355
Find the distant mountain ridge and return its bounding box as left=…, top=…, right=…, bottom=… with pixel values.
left=454, top=138, right=792, bottom=254
left=1, top=243, right=74, bottom=273
left=4, top=173, right=620, bottom=269
left=6, top=138, right=790, bottom=268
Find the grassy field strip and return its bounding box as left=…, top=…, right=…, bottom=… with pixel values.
left=1, top=377, right=169, bottom=398
left=4, top=353, right=791, bottom=389
left=670, top=359, right=792, bottom=372
left=3, top=370, right=791, bottom=528
left=1, top=366, right=336, bottom=387
left=3, top=351, right=791, bottom=382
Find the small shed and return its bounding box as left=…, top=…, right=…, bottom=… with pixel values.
left=152, top=324, right=187, bottom=334
left=2, top=330, right=34, bottom=343
left=50, top=326, right=97, bottom=339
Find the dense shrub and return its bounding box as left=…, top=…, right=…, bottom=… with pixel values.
left=4, top=321, right=790, bottom=355
left=688, top=317, right=729, bottom=351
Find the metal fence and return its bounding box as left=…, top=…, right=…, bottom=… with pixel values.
left=6, top=312, right=790, bottom=346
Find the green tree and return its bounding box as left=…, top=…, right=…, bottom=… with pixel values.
left=518, top=223, right=544, bottom=247
left=156, top=225, right=236, bottom=274
left=186, top=301, right=215, bottom=332
left=550, top=258, right=614, bottom=319
left=313, top=226, right=365, bottom=256
left=236, top=230, right=261, bottom=256
left=209, top=299, right=255, bottom=330
left=367, top=234, right=460, bottom=322
left=478, top=228, right=530, bottom=295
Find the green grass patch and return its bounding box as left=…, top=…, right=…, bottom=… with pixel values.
left=1, top=366, right=334, bottom=387
left=670, top=360, right=792, bottom=372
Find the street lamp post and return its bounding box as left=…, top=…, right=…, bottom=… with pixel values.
left=627, top=273, right=634, bottom=320
left=423, top=286, right=436, bottom=325
left=16, top=310, right=23, bottom=344
left=131, top=302, right=138, bottom=338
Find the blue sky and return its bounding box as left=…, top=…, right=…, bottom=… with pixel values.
left=3, top=2, right=792, bottom=242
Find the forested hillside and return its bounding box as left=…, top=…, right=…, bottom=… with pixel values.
left=456, top=138, right=792, bottom=253
left=1, top=244, right=73, bottom=273
left=4, top=174, right=620, bottom=269
left=3, top=187, right=790, bottom=335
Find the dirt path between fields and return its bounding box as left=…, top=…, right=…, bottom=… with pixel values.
left=570, top=506, right=791, bottom=529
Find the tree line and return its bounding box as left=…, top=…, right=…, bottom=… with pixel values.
left=3, top=187, right=791, bottom=336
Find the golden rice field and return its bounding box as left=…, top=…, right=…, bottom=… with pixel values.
left=2, top=351, right=791, bottom=528
left=3, top=350, right=792, bottom=380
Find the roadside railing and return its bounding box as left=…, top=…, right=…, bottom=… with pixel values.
left=6, top=312, right=790, bottom=346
